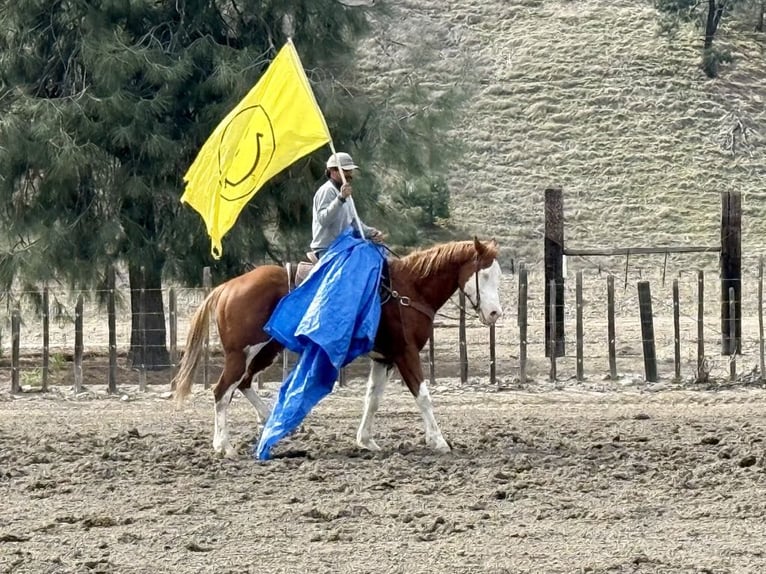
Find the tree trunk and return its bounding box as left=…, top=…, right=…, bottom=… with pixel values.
left=704, top=0, right=725, bottom=51
left=128, top=261, right=170, bottom=371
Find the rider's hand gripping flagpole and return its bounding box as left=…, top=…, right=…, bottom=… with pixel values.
left=327, top=144, right=366, bottom=242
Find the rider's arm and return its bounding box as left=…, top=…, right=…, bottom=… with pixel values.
left=314, top=186, right=346, bottom=227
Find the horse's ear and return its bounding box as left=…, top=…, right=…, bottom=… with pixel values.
left=473, top=236, right=486, bottom=256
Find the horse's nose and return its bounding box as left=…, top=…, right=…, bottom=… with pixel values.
left=488, top=309, right=502, bottom=322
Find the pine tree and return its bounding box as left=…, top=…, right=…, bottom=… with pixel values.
left=0, top=0, right=461, bottom=369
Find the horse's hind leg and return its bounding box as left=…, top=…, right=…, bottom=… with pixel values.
left=238, top=340, right=280, bottom=423
left=356, top=360, right=391, bottom=451
left=212, top=351, right=249, bottom=458
left=395, top=348, right=450, bottom=453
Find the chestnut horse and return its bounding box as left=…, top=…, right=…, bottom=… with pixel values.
left=172, top=237, right=503, bottom=457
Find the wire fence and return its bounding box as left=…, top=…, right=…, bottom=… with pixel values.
left=0, top=261, right=764, bottom=393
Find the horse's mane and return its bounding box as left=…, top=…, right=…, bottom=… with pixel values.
left=397, top=240, right=498, bottom=279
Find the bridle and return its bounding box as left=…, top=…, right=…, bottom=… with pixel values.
left=381, top=284, right=435, bottom=320
left=459, top=257, right=483, bottom=315
left=383, top=256, right=486, bottom=321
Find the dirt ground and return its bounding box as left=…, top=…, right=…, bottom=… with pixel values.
left=1, top=372, right=765, bottom=574
left=2, top=266, right=766, bottom=573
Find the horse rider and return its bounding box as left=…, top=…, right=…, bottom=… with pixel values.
left=309, top=151, right=386, bottom=261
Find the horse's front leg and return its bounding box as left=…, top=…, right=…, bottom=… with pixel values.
left=395, top=347, right=450, bottom=453
left=356, top=359, right=391, bottom=451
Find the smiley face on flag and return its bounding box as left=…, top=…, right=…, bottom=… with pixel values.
left=182, top=39, right=332, bottom=259
left=218, top=105, right=276, bottom=202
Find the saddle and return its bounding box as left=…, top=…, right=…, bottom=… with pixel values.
left=284, top=251, right=392, bottom=297
left=284, top=252, right=319, bottom=290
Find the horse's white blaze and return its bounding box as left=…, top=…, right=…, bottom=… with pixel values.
left=464, top=260, right=503, bottom=325
left=356, top=361, right=389, bottom=451
left=415, top=382, right=450, bottom=452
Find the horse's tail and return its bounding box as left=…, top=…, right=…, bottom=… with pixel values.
left=172, top=283, right=225, bottom=406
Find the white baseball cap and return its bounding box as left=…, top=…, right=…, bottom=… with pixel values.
left=326, top=152, right=358, bottom=170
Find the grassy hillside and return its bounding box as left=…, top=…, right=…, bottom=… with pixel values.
left=358, top=0, right=766, bottom=272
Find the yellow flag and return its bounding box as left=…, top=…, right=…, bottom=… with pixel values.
left=182, top=39, right=332, bottom=259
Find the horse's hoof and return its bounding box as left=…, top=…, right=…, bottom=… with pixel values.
left=357, top=437, right=382, bottom=452
left=256, top=411, right=272, bottom=424
left=224, top=447, right=238, bottom=459
left=428, top=438, right=451, bottom=453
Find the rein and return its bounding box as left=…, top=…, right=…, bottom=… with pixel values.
left=382, top=255, right=484, bottom=322
left=462, top=257, right=482, bottom=314
left=380, top=283, right=435, bottom=320
left=379, top=244, right=402, bottom=259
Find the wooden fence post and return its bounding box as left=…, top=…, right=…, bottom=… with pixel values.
left=729, top=286, right=737, bottom=382
left=74, top=294, right=84, bottom=393
left=169, top=287, right=178, bottom=369
left=489, top=323, right=496, bottom=385
left=759, top=255, right=765, bottom=383
left=518, top=266, right=528, bottom=385
left=697, top=269, right=707, bottom=382
left=607, top=275, right=617, bottom=380
left=673, top=279, right=681, bottom=382
left=544, top=187, right=565, bottom=357
left=637, top=281, right=657, bottom=383
left=107, top=267, right=117, bottom=394
left=202, top=266, right=212, bottom=389
left=459, top=291, right=468, bottom=384
left=428, top=325, right=436, bottom=386
left=11, top=306, right=20, bottom=393
left=548, top=279, right=557, bottom=381
left=138, top=269, right=147, bottom=392
left=721, top=190, right=741, bottom=355
left=42, top=286, right=49, bottom=392
left=576, top=270, right=583, bottom=381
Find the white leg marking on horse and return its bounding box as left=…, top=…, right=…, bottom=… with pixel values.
left=240, top=387, right=271, bottom=423
left=213, top=382, right=239, bottom=458
left=238, top=340, right=273, bottom=422
left=415, top=382, right=450, bottom=453
left=356, top=361, right=389, bottom=451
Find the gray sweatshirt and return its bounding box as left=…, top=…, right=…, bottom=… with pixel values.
left=310, top=179, right=378, bottom=251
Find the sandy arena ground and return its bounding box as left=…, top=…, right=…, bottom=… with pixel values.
left=1, top=373, right=765, bottom=574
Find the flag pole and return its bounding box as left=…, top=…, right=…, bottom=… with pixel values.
left=285, top=37, right=366, bottom=241
left=328, top=144, right=366, bottom=241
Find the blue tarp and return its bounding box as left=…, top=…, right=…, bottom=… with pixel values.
left=254, top=228, right=386, bottom=460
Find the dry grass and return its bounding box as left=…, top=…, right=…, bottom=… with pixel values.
left=358, top=0, right=766, bottom=269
